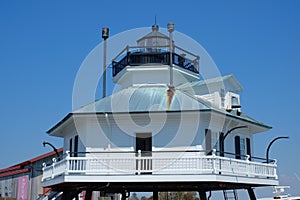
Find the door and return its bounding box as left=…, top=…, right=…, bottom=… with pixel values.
left=136, top=133, right=152, bottom=174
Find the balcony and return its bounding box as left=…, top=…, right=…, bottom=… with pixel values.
left=42, top=149, right=278, bottom=187
left=112, top=46, right=200, bottom=77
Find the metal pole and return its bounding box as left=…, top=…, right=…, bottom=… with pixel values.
left=167, top=22, right=174, bottom=88
left=102, top=27, right=109, bottom=98
left=43, top=141, right=60, bottom=160
left=221, top=125, right=248, bottom=157
left=266, top=136, right=289, bottom=163
left=247, top=188, right=257, bottom=200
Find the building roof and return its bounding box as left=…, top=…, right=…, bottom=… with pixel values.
left=0, top=148, right=63, bottom=178
left=178, top=74, right=243, bottom=93
left=136, top=25, right=169, bottom=44
left=74, top=85, right=211, bottom=113
left=48, top=76, right=270, bottom=135
left=58, top=84, right=268, bottom=127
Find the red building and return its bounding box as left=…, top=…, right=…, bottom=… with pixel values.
left=0, top=148, right=63, bottom=200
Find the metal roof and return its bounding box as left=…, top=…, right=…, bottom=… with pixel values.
left=178, top=74, right=243, bottom=93
left=74, top=85, right=211, bottom=113
left=48, top=83, right=271, bottom=135
left=136, top=27, right=169, bottom=43
left=72, top=84, right=270, bottom=129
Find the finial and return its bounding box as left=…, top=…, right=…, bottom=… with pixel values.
left=152, top=15, right=159, bottom=31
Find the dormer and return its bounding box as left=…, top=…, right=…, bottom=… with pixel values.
left=111, top=24, right=200, bottom=88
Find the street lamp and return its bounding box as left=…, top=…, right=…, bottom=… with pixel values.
left=220, top=125, right=248, bottom=157
left=266, top=136, right=289, bottom=163
left=43, top=141, right=60, bottom=160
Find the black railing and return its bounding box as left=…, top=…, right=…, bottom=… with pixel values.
left=112, top=51, right=199, bottom=77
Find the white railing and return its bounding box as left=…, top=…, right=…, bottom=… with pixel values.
left=42, top=150, right=277, bottom=182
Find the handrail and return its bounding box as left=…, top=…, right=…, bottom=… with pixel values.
left=42, top=149, right=278, bottom=183
left=65, top=150, right=273, bottom=162
left=112, top=51, right=199, bottom=77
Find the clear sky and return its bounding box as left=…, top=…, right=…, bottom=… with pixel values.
left=0, top=0, right=299, bottom=198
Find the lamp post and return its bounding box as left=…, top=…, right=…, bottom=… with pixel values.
left=266, top=136, right=289, bottom=163
left=102, top=27, right=109, bottom=98
left=43, top=141, right=60, bottom=160
left=167, top=22, right=174, bottom=88
left=220, top=125, right=248, bottom=157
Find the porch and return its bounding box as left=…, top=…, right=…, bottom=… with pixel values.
left=42, top=148, right=278, bottom=188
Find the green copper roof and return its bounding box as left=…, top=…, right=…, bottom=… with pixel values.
left=72, top=84, right=270, bottom=128
left=74, top=85, right=211, bottom=113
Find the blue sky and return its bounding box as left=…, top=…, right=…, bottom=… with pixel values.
left=0, top=0, right=300, bottom=197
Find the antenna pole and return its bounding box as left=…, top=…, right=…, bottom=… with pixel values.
left=102, top=27, right=109, bottom=98
left=167, top=22, right=174, bottom=88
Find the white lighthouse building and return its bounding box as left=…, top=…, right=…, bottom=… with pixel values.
left=41, top=23, right=278, bottom=200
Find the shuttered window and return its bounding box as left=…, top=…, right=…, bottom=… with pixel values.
left=69, top=138, right=73, bottom=156
left=219, top=132, right=224, bottom=156
left=74, top=135, right=79, bottom=157
left=246, top=138, right=251, bottom=160
left=235, top=136, right=241, bottom=159
left=205, top=129, right=212, bottom=155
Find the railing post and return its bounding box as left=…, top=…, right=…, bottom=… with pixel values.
left=274, top=159, right=278, bottom=179
left=51, top=158, right=57, bottom=179
left=212, top=149, right=217, bottom=174
left=246, top=155, right=250, bottom=177
left=137, top=150, right=141, bottom=175
left=65, top=151, right=70, bottom=175
left=42, top=163, right=46, bottom=181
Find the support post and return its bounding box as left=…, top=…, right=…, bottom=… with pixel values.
left=247, top=188, right=257, bottom=200
left=122, top=191, right=127, bottom=200
left=199, top=191, right=207, bottom=200
left=153, top=191, right=158, bottom=200
left=137, top=150, right=141, bottom=174
left=85, top=189, right=93, bottom=200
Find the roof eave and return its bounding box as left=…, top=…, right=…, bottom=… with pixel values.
left=46, top=113, right=73, bottom=136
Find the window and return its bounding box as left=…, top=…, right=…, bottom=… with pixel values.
left=240, top=138, right=246, bottom=159
left=235, top=136, right=251, bottom=160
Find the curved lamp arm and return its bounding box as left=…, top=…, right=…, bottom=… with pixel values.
left=43, top=141, right=60, bottom=160
left=266, top=136, right=289, bottom=163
